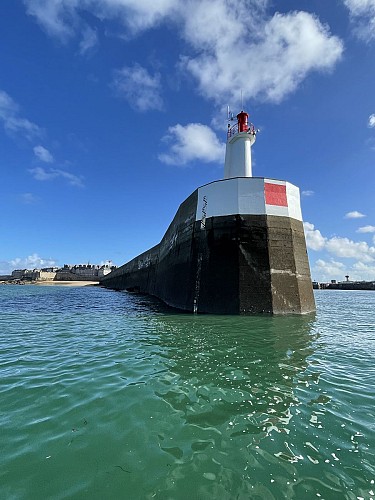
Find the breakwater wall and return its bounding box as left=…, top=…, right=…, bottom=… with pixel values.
left=101, top=178, right=315, bottom=314
left=102, top=190, right=198, bottom=310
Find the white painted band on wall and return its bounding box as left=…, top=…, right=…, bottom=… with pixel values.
left=195, top=177, right=303, bottom=222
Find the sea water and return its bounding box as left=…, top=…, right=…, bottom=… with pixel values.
left=0, top=285, right=374, bottom=499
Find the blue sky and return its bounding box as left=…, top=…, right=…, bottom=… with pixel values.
left=1, top=0, right=375, bottom=282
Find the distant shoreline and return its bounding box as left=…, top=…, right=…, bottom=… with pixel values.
left=35, top=280, right=100, bottom=287
left=0, top=280, right=99, bottom=287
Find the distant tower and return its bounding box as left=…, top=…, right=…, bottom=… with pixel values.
left=224, top=111, right=257, bottom=178
left=345, top=275, right=349, bottom=282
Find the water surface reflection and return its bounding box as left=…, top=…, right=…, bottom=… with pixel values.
left=128, top=306, right=322, bottom=499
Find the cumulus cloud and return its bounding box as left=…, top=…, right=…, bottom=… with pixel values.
left=303, top=222, right=326, bottom=251
left=314, top=258, right=346, bottom=281
left=357, top=225, right=375, bottom=233
left=352, top=261, right=375, bottom=275
left=11, top=253, right=57, bottom=269
left=343, top=0, right=375, bottom=41
left=33, top=145, right=54, bottom=163
left=368, top=113, right=375, bottom=127
left=325, top=237, right=375, bottom=263
left=345, top=210, right=366, bottom=218
left=0, top=253, right=57, bottom=275
left=182, top=9, right=343, bottom=105
left=313, top=258, right=375, bottom=282
left=0, top=89, right=41, bottom=140
left=306, top=219, right=375, bottom=281
left=24, top=1, right=343, bottom=107
left=305, top=220, right=375, bottom=264
left=344, top=0, right=375, bottom=15
left=29, top=166, right=84, bottom=187
left=112, top=64, right=163, bottom=112
left=159, top=123, right=225, bottom=166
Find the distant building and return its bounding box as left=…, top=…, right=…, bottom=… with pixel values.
left=312, top=278, right=375, bottom=291
left=12, top=269, right=27, bottom=279
left=9, top=263, right=117, bottom=282
left=55, top=263, right=116, bottom=281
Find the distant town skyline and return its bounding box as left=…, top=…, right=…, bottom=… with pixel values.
left=1, top=0, right=375, bottom=282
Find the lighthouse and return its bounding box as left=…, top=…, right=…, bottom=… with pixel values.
left=224, top=110, right=257, bottom=178
left=102, top=106, right=316, bottom=315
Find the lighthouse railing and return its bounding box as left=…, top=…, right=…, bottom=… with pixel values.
left=227, top=122, right=256, bottom=139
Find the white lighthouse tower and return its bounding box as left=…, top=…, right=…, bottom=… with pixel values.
left=224, top=110, right=257, bottom=179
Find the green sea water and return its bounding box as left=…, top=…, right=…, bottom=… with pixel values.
left=0, top=285, right=374, bottom=499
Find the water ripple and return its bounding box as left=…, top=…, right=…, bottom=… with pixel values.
left=0, top=286, right=374, bottom=499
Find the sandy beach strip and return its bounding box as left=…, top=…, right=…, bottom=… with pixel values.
left=35, top=281, right=100, bottom=287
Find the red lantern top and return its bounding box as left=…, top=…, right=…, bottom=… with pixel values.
left=237, top=111, right=249, bottom=133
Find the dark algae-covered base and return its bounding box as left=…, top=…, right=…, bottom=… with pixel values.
left=101, top=184, right=315, bottom=315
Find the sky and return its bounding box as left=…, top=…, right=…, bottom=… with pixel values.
left=1, top=0, right=375, bottom=282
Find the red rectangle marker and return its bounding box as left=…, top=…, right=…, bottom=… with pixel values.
left=264, top=183, right=288, bottom=206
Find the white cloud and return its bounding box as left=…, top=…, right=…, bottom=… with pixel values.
left=313, top=258, right=375, bottom=282
left=100, top=259, right=114, bottom=266
left=352, top=260, right=375, bottom=276
left=159, top=123, right=225, bottom=166
left=24, top=0, right=178, bottom=41
left=112, top=64, right=163, bottom=112
left=302, top=190, right=314, bottom=197
left=325, top=237, right=375, bottom=263
left=307, top=219, right=375, bottom=281
left=0, top=253, right=57, bottom=275
left=344, top=0, right=375, bottom=15
left=23, top=0, right=78, bottom=40
left=182, top=9, right=343, bottom=105
left=357, top=225, right=375, bottom=233
left=33, top=145, right=54, bottom=163
left=19, top=193, right=39, bottom=204
left=79, top=26, right=98, bottom=55
left=303, top=222, right=326, bottom=251
left=29, top=166, right=56, bottom=181
left=10, top=253, right=57, bottom=269
left=29, top=166, right=84, bottom=187
left=343, top=0, right=375, bottom=41
left=24, top=1, right=343, bottom=106
left=0, top=89, right=41, bottom=140
left=97, top=0, right=178, bottom=34
left=314, top=258, right=346, bottom=281
left=304, top=221, right=375, bottom=263
left=368, top=113, right=375, bottom=127
left=344, top=210, right=366, bottom=218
